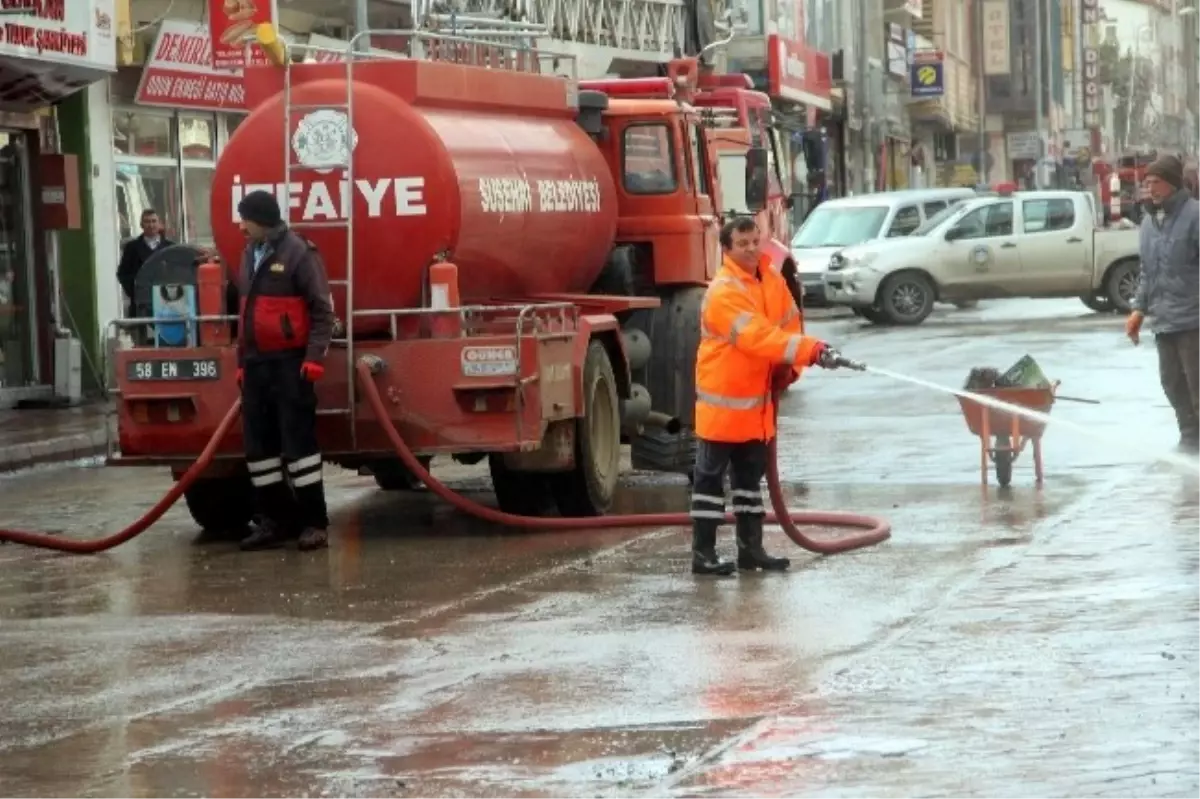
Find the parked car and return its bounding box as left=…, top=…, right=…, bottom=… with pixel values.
left=822, top=189, right=1142, bottom=325
left=790, top=188, right=978, bottom=306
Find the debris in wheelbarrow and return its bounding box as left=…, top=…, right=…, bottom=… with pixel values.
left=959, top=356, right=1058, bottom=488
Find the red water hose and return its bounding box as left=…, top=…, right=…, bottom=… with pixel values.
left=0, top=360, right=891, bottom=555
left=0, top=401, right=243, bottom=553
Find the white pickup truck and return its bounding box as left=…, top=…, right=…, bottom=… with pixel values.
left=822, top=190, right=1142, bottom=325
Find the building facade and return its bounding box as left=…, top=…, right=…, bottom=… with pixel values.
left=0, top=0, right=118, bottom=405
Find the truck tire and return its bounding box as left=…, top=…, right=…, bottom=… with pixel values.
left=372, top=456, right=431, bottom=490
left=488, top=455, right=551, bottom=516
left=1104, top=258, right=1140, bottom=313
left=628, top=286, right=704, bottom=475
left=551, top=340, right=621, bottom=516
left=183, top=472, right=255, bottom=536
left=878, top=271, right=936, bottom=325
left=1080, top=293, right=1114, bottom=313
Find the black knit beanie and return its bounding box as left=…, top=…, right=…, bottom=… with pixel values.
left=237, top=189, right=283, bottom=228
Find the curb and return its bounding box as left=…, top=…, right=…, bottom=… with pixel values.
left=0, top=427, right=111, bottom=474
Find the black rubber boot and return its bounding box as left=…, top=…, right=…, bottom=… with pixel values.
left=691, top=521, right=735, bottom=576
left=239, top=518, right=289, bottom=551
left=297, top=527, right=329, bottom=551
left=736, top=516, right=790, bottom=571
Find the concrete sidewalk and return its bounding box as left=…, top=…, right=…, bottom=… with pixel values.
left=0, top=402, right=113, bottom=473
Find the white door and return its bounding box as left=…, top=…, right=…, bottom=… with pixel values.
left=940, top=200, right=1024, bottom=293
left=1015, top=196, right=1092, bottom=294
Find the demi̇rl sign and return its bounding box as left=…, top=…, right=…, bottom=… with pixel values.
left=135, top=19, right=253, bottom=111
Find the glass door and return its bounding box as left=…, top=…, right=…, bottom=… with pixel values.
left=0, top=131, right=35, bottom=388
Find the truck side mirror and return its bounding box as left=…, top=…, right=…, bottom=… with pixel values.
left=745, top=146, right=769, bottom=213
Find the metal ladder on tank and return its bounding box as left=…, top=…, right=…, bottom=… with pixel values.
left=280, top=38, right=359, bottom=447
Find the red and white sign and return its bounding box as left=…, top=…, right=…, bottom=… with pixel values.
left=136, top=19, right=271, bottom=112
left=766, top=0, right=831, bottom=110
left=209, top=0, right=273, bottom=70
left=0, top=0, right=115, bottom=71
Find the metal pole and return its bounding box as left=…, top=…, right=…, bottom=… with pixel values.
left=355, top=0, right=370, bottom=53
left=1033, top=0, right=1044, bottom=187
left=858, top=0, right=870, bottom=192
left=977, top=0, right=988, bottom=184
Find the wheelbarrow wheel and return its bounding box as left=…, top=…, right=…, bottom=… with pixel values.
left=993, top=434, right=1014, bottom=487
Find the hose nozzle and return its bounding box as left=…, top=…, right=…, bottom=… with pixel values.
left=816, top=348, right=867, bottom=372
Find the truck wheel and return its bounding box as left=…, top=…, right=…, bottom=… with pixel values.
left=628, top=287, right=704, bottom=475
left=372, top=456, right=431, bottom=490
left=183, top=472, right=255, bottom=537
left=1080, top=293, right=1114, bottom=313
left=551, top=340, right=621, bottom=517
left=1104, top=259, right=1140, bottom=313
left=488, top=455, right=551, bottom=516
left=878, top=271, right=935, bottom=325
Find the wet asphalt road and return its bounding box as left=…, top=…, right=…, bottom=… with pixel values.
left=1, top=298, right=1197, bottom=798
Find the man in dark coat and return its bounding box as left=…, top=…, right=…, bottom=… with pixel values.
left=233, top=190, right=336, bottom=551
left=117, top=208, right=174, bottom=311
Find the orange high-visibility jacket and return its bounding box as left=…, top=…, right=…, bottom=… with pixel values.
left=694, top=254, right=819, bottom=443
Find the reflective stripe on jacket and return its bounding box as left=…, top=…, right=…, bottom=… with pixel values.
left=695, top=254, right=818, bottom=443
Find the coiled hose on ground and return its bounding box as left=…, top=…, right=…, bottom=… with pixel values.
left=0, top=359, right=891, bottom=555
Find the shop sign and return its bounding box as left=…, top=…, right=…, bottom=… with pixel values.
left=1080, top=0, right=1100, bottom=127
left=982, top=0, right=1011, bottom=76
left=0, top=0, right=115, bottom=71
left=209, top=0, right=274, bottom=71
left=136, top=19, right=265, bottom=112
left=909, top=50, right=944, bottom=98
left=765, top=0, right=831, bottom=110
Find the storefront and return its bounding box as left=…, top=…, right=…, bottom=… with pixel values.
left=108, top=19, right=251, bottom=249
left=0, top=1, right=117, bottom=405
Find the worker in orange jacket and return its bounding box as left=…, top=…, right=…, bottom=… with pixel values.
left=690, top=216, right=844, bottom=576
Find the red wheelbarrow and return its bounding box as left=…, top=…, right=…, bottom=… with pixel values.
left=957, top=382, right=1058, bottom=487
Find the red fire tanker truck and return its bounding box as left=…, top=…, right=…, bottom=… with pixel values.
left=110, top=33, right=800, bottom=532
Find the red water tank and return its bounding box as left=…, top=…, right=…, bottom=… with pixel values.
left=212, top=60, right=619, bottom=331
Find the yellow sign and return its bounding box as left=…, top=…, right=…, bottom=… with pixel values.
left=916, top=65, right=938, bottom=86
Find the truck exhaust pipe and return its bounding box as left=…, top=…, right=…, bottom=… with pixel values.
left=643, top=411, right=681, bottom=435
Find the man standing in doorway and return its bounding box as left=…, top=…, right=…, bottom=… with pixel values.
left=234, top=189, right=335, bottom=551
left=1125, top=155, right=1200, bottom=452
left=116, top=209, right=174, bottom=312
left=689, top=216, right=836, bottom=576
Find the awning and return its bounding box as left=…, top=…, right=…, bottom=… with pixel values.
left=0, top=55, right=112, bottom=110
left=0, top=0, right=117, bottom=110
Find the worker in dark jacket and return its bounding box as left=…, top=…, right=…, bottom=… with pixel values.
left=1125, top=155, right=1200, bottom=452
left=234, top=190, right=336, bottom=551
left=117, top=209, right=174, bottom=310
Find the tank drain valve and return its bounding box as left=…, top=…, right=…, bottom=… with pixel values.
left=358, top=354, right=387, bottom=375
left=817, top=348, right=867, bottom=372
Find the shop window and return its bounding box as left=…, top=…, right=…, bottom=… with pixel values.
left=179, top=114, right=216, bottom=160
left=113, top=111, right=176, bottom=158
left=183, top=166, right=215, bottom=244
left=115, top=163, right=181, bottom=242
left=623, top=124, right=677, bottom=195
